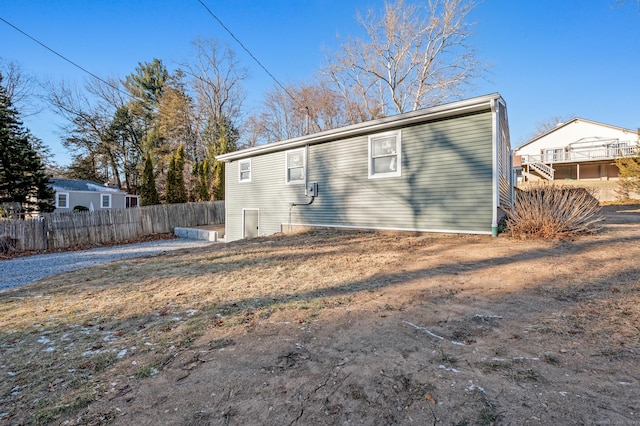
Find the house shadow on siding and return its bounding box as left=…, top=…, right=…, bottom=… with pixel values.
left=289, top=113, right=496, bottom=235
left=401, top=122, right=495, bottom=233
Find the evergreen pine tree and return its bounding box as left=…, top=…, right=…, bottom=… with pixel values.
left=191, top=160, right=210, bottom=202
left=199, top=159, right=211, bottom=201
left=165, top=145, right=187, bottom=204
left=166, top=154, right=178, bottom=203
left=174, top=144, right=187, bottom=203
left=0, top=73, right=54, bottom=215
left=206, top=116, right=238, bottom=201
left=140, top=154, right=159, bottom=205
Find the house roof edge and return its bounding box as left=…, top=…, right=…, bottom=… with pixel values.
left=217, top=93, right=504, bottom=162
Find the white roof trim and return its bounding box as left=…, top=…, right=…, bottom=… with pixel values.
left=217, top=93, right=504, bottom=162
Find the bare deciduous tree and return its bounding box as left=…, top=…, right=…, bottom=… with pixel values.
left=529, top=115, right=573, bottom=140
left=248, top=81, right=350, bottom=145
left=324, top=0, right=480, bottom=122
left=43, top=77, right=136, bottom=189
left=183, top=38, right=246, bottom=157
left=0, top=59, right=41, bottom=117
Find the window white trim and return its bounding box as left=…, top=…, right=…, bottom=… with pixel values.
left=238, top=159, right=252, bottom=182
left=285, top=148, right=306, bottom=184
left=100, top=194, right=112, bottom=209
left=368, top=130, right=402, bottom=179
left=56, top=192, right=69, bottom=209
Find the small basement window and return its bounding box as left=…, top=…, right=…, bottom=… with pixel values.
left=238, top=159, right=251, bottom=182
left=369, top=130, right=401, bottom=178
left=286, top=148, right=305, bottom=184
left=56, top=192, right=69, bottom=209
left=101, top=194, right=112, bottom=209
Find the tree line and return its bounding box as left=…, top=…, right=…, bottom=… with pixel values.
left=2, top=0, right=487, bottom=211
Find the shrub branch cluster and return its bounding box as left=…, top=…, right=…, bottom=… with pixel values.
left=506, top=185, right=604, bottom=239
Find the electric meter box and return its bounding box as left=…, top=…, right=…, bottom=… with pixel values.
left=306, top=181, right=318, bottom=197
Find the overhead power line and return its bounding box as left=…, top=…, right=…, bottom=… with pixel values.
left=196, top=0, right=306, bottom=113
left=0, top=16, right=131, bottom=99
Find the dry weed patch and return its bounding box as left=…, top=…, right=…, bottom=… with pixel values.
left=507, top=184, right=604, bottom=238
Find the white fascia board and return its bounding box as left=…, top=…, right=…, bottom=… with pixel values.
left=217, top=93, right=503, bottom=162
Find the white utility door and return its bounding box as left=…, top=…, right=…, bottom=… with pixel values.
left=243, top=209, right=259, bottom=239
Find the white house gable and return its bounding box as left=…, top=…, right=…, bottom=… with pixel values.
left=516, top=119, right=639, bottom=157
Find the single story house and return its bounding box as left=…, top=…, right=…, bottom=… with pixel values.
left=216, top=93, right=513, bottom=241
left=50, top=178, right=139, bottom=212
left=514, top=118, right=639, bottom=182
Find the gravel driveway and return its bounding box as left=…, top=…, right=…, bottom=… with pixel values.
left=0, top=239, right=215, bottom=291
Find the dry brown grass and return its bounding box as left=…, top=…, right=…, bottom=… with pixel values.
left=0, top=230, right=423, bottom=423
left=1, top=218, right=639, bottom=424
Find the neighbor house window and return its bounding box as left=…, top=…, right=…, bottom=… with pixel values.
left=369, top=130, right=401, bottom=178
left=238, top=159, right=251, bottom=182
left=101, top=194, right=112, bottom=209
left=126, top=195, right=139, bottom=208
left=286, top=148, right=305, bottom=184
left=56, top=192, right=69, bottom=209
left=543, top=148, right=563, bottom=162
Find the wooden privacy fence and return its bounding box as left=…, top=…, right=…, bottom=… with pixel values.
left=0, top=201, right=225, bottom=252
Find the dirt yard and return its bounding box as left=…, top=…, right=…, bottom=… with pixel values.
left=1, top=205, right=639, bottom=425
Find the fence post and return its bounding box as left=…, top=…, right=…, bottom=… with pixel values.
left=42, top=217, right=48, bottom=250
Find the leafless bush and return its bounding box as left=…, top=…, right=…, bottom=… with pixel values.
left=506, top=184, right=604, bottom=239
left=0, top=235, right=17, bottom=254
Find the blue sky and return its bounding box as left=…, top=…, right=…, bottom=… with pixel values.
left=1, top=0, right=638, bottom=166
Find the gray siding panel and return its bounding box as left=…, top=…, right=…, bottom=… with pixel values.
left=225, top=111, right=496, bottom=241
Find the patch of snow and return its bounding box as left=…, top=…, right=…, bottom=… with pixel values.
left=37, top=336, right=52, bottom=344
left=474, top=314, right=503, bottom=319
left=466, top=381, right=485, bottom=393
left=85, top=182, right=122, bottom=193
left=116, top=349, right=127, bottom=359
left=404, top=321, right=444, bottom=340
left=438, top=365, right=460, bottom=373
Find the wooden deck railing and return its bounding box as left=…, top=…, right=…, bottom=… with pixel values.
left=521, top=145, right=638, bottom=165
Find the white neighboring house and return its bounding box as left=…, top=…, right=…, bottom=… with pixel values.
left=514, top=118, right=639, bottom=182
left=50, top=178, right=140, bottom=212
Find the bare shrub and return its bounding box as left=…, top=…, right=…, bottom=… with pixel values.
left=0, top=235, right=17, bottom=254
left=506, top=184, right=604, bottom=239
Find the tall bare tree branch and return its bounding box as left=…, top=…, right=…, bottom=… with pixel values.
left=324, top=0, right=481, bottom=122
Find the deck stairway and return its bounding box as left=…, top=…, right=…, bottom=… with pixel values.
left=527, top=160, right=555, bottom=180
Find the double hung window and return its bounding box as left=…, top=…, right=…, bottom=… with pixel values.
left=101, top=194, right=111, bottom=209
left=286, top=149, right=305, bottom=184
left=239, top=159, right=251, bottom=182
left=369, top=130, right=401, bottom=178
left=56, top=192, right=69, bottom=209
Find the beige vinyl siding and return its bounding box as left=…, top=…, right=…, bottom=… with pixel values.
left=225, top=110, right=495, bottom=241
